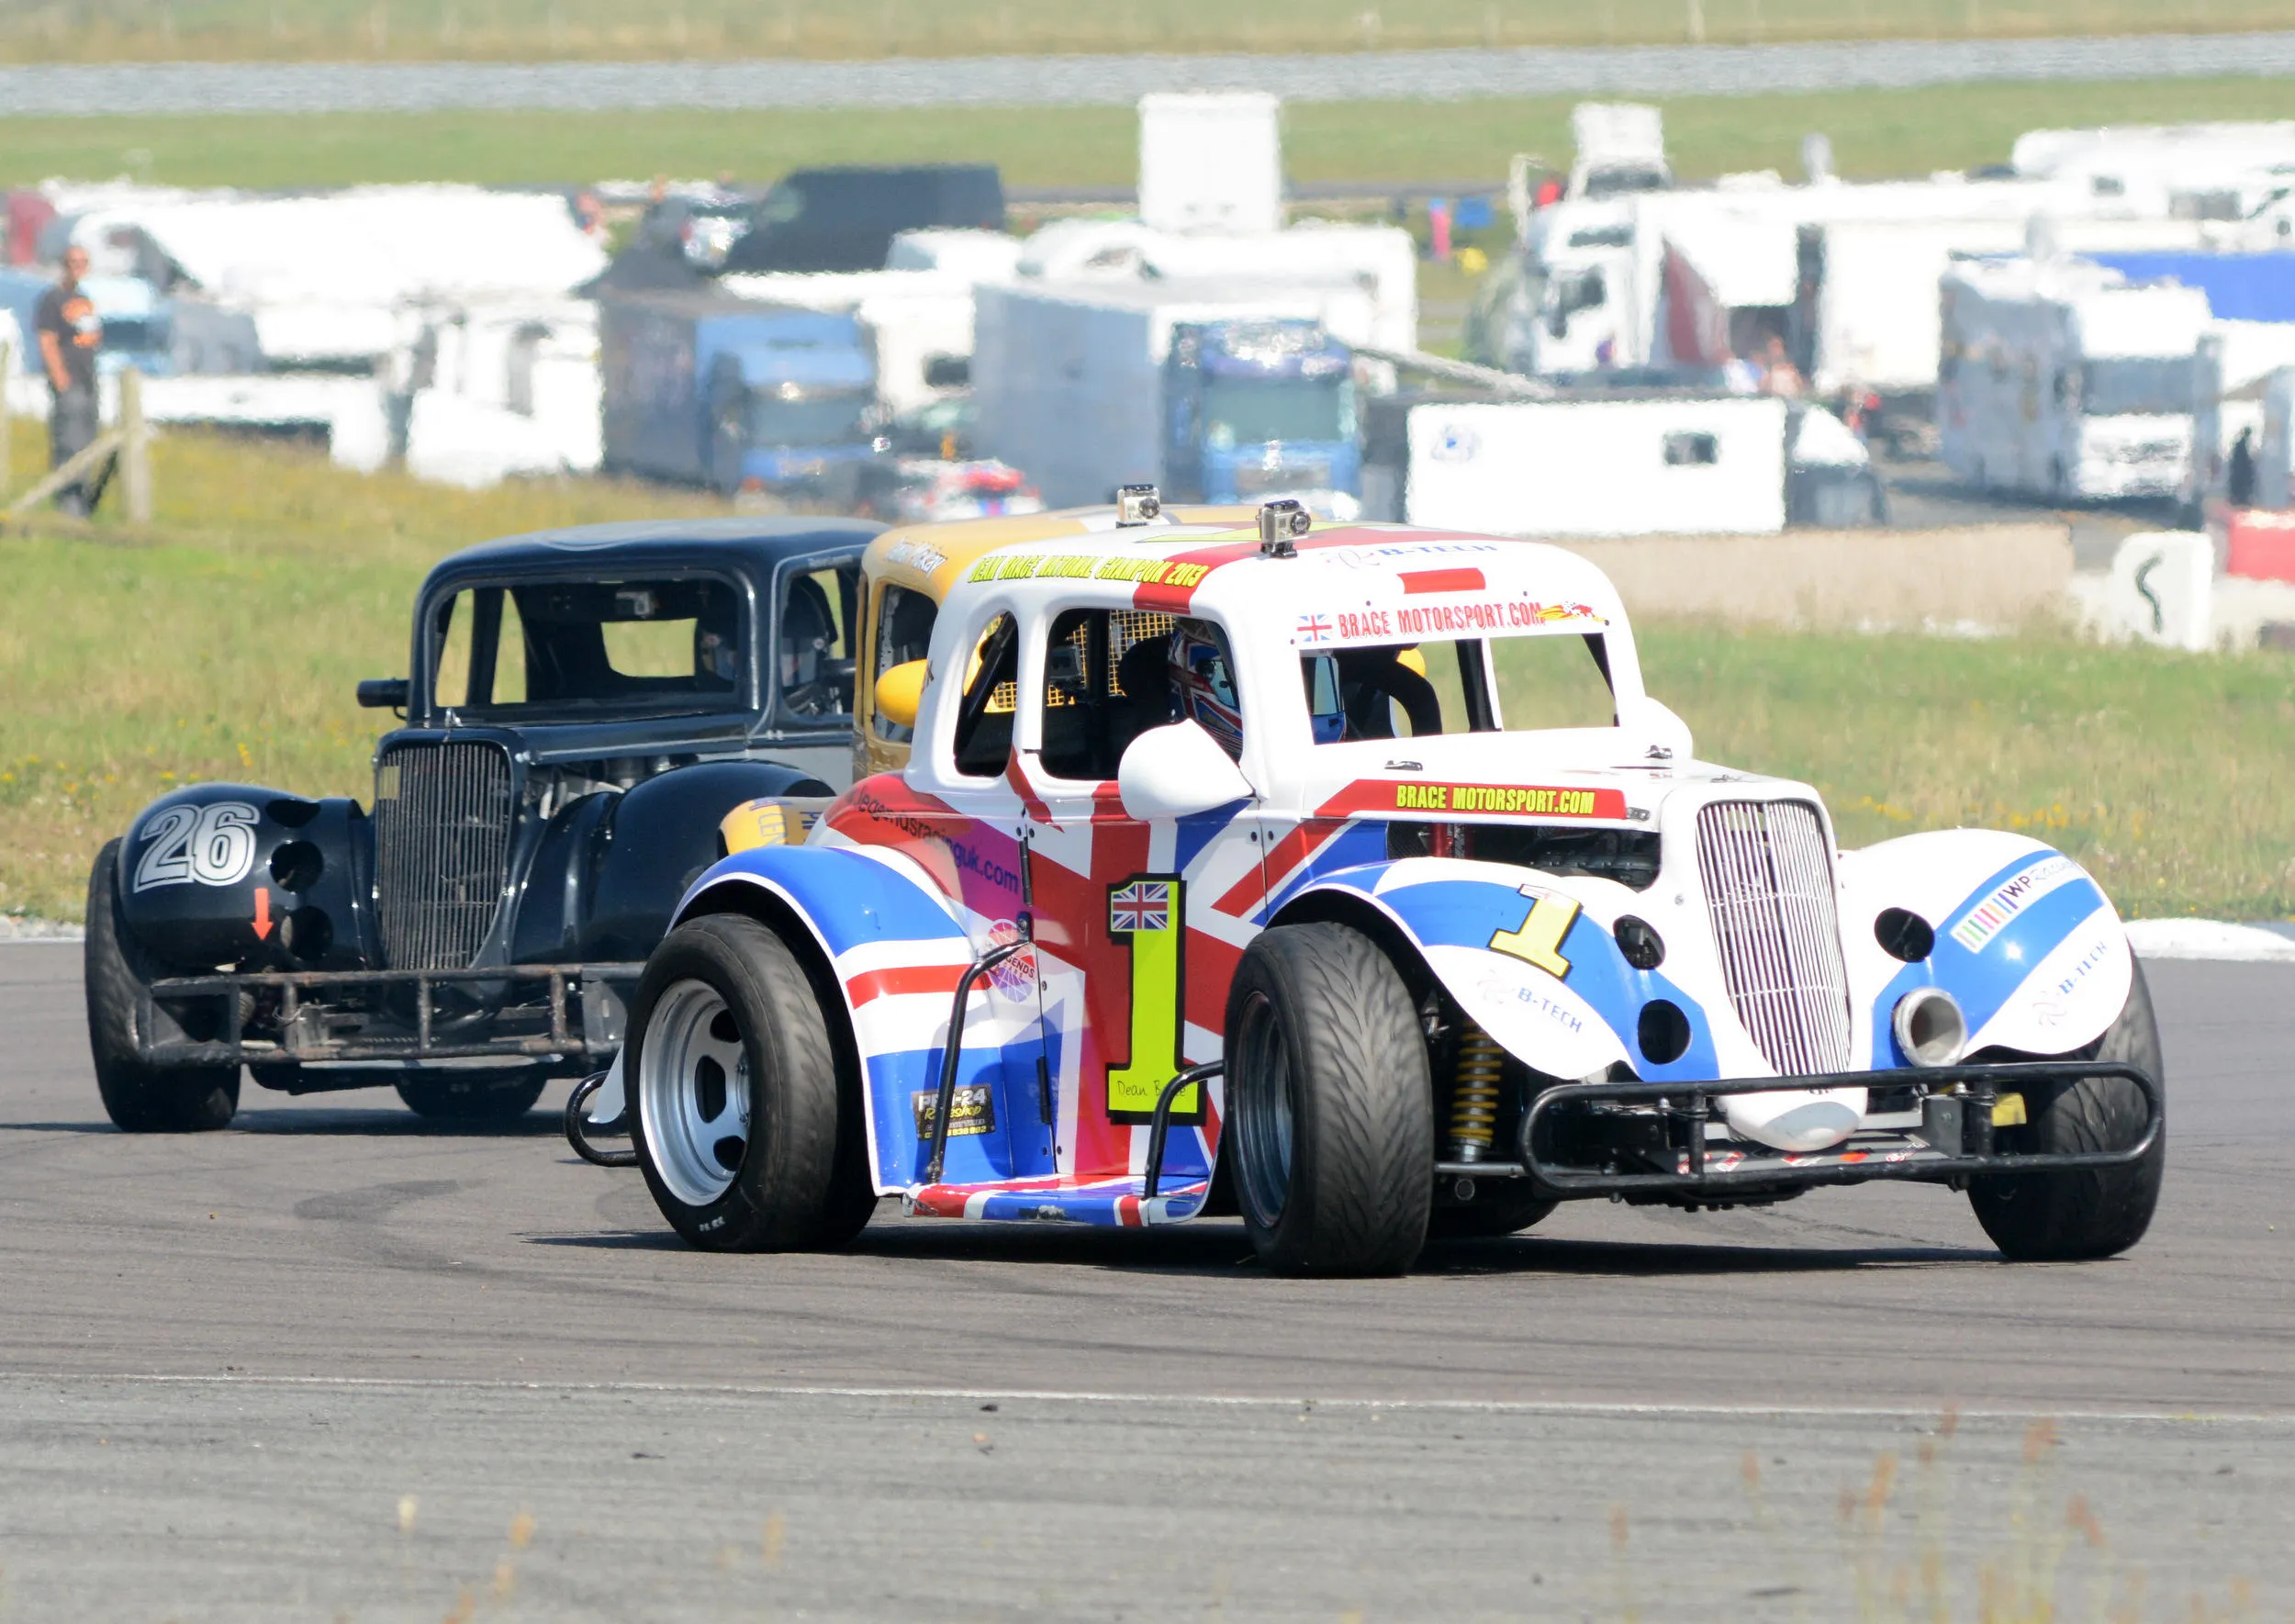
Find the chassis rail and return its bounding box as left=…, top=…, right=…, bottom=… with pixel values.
left=1501, top=1060, right=2161, bottom=1199
left=140, top=962, right=646, bottom=1067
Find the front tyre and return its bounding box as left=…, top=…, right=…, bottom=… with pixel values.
left=627, top=914, right=843, bottom=1251
left=1225, top=923, right=1433, bottom=1276
left=84, top=838, right=239, bottom=1133
left=1968, top=960, right=2166, bottom=1261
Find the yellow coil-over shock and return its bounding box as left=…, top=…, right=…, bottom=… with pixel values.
left=1448, top=1018, right=1504, bottom=1161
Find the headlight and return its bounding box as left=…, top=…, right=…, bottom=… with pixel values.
left=1891, top=986, right=1966, bottom=1067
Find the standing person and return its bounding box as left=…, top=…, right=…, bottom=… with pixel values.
left=36, top=243, right=101, bottom=516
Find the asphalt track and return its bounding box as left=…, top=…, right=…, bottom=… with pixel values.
left=1, top=941, right=2289, bottom=1619
left=5, top=31, right=2295, bottom=117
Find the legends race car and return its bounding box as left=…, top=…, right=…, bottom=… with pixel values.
left=85, top=516, right=879, bottom=1132
left=583, top=499, right=2162, bottom=1272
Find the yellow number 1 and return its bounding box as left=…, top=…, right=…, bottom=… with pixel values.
left=1489, top=887, right=1579, bottom=980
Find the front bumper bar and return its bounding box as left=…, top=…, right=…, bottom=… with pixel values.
left=1485, top=1060, right=2161, bottom=1201
left=140, top=962, right=646, bottom=1067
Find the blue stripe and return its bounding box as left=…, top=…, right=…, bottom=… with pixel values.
left=1174, top=798, right=1250, bottom=876
left=687, top=846, right=965, bottom=958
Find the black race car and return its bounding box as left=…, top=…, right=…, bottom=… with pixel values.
left=85, top=516, right=879, bottom=1131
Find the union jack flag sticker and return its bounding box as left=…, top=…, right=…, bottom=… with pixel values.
left=1295, top=612, right=1333, bottom=644
left=1108, top=879, right=1171, bottom=934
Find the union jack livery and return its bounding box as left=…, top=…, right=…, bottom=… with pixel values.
left=580, top=502, right=2164, bottom=1273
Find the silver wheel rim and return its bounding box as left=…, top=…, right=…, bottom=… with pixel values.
left=639, top=979, right=751, bottom=1208
left=1233, top=989, right=1296, bottom=1228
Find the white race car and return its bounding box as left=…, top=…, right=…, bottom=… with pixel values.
left=586, top=499, right=2162, bottom=1273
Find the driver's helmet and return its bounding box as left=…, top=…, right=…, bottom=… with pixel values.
left=1169, top=617, right=1243, bottom=761
left=779, top=577, right=834, bottom=713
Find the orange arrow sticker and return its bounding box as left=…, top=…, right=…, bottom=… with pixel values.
left=252, top=887, right=274, bottom=941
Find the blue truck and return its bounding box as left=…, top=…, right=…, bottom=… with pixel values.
left=599, top=289, right=881, bottom=499
left=1162, top=317, right=1359, bottom=507
left=0, top=270, right=176, bottom=379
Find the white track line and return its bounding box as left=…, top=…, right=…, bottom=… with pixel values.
left=4, top=1372, right=2284, bottom=1426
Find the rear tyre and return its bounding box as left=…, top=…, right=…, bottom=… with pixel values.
left=1427, top=1184, right=1557, bottom=1240
left=1225, top=922, right=1433, bottom=1276
left=396, top=1073, right=549, bottom=1121
left=627, top=913, right=843, bottom=1251
left=1968, top=961, right=2165, bottom=1261
left=84, top=839, right=240, bottom=1133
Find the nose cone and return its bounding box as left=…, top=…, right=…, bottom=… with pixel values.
left=1725, top=1086, right=1868, bottom=1153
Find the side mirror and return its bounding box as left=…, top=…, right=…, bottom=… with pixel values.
left=357, top=678, right=409, bottom=710
left=874, top=659, right=927, bottom=729
left=1117, top=722, right=1253, bottom=820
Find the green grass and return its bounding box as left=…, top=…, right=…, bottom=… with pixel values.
left=10, top=76, right=2295, bottom=192
left=4, top=425, right=2289, bottom=923
left=0, top=420, right=722, bottom=924
left=1497, top=619, right=2295, bottom=920
left=3, top=0, right=2289, bottom=60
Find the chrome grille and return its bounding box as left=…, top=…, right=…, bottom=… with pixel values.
left=1694, top=800, right=1852, bottom=1077
left=373, top=741, right=513, bottom=970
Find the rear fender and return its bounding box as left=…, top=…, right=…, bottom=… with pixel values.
left=1839, top=831, right=2130, bottom=1063
left=115, top=783, right=373, bottom=973
left=670, top=843, right=1029, bottom=1194
left=1277, top=857, right=1730, bottom=1084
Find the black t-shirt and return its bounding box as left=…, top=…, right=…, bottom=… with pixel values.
left=35, top=284, right=100, bottom=394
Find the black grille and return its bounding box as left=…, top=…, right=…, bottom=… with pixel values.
left=373, top=741, right=513, bottom=970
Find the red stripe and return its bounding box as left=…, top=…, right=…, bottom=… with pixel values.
left=1399, top=567, right=1484, bottom=595
left=846, top=963, right=966, bottom=1007
left=1214, top=819, right=1344, bottom=917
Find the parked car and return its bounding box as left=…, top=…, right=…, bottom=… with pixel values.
left=85, top=516, right=879, bottom=1132
left=585, top=499, right=2163, bottom=1271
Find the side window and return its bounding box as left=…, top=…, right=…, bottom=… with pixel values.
left=780, top=563, right=859, bottom=721
left=952, top=612, right=1020, bottom=778
left=869, top=581, right=938, bottom=744
left=1036, top=607, right=1179, bottom=782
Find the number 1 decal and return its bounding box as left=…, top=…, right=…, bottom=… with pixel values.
left=1488, top=885, right=1579, bottom=979
left=1105, top=874, right=1196, bottom=1123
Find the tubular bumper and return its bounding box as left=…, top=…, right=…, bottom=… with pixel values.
left=139, top=962, right=645, bottom=1067
left=1510, top=1060, right=2162, bottom=1200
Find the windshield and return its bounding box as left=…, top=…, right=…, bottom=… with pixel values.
left=746, top=387, right=870, bottom=449
left=430, top=577, right=744, bottom=722
left=2077, top=357, right=2194, bottom=417
left=1202, top=377, right=1353, bottom=448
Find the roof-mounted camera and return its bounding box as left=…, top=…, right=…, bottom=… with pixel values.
left=1257, top=498, right=1311, bottom=556
left=1114, top=484, right=1162, bottom=528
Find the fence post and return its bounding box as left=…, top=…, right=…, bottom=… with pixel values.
left=120, top=365, right=151, bottom=524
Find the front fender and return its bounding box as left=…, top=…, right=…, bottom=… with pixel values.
left=115, top=783, right=373, bottom=973
left=1282, top=857, right=1724, bottom=1084
left=575, top=758, right=834, bottom=961
left=1839, top=831, right=2131, bottom=1063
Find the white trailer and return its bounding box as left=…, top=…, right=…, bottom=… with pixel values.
left=1939, top=256, right=2211, bottom=502
left=971, top=275, right=1373, bottom=510
left=1373, top=394, right=1792, bottom=537
left=1797, top=215, right=2209, bottom=405
left=1138, top=92, right=1282, bottom=236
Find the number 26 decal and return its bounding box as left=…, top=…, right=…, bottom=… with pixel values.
left=134, top=801, right=261, bottom=891
left=1488, top=886, right=1579, bottom=979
